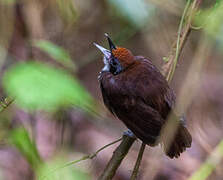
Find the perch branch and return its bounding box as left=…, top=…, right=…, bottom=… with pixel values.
left=98, top=135, right=136, bottom=180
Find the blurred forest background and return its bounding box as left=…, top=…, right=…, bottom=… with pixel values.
left=0, top=0, right=223, bottom=179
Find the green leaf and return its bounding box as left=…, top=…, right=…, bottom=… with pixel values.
left=108, top=0, right=155, bottom=28
left=8, top=128, right=42, bottom=168
left=194, top=2, right=223, bottom=38
left=162, top=56, right=169, bottom=62
left=3, top=61, right=94, bottom=112
left=34, top=40, right=76, bottom=70
left=193, top=2, right=223, bottom=51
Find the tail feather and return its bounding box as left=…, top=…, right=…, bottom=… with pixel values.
left=163, top=124, right=192, bottom=158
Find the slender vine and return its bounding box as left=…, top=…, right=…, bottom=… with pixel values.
left=166, top=0, right=191, bottom=82
left=40, top=137, right=122, bottom=180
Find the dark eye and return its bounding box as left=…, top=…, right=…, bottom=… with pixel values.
left=109, top=57, right=123, bottom=75
left=111, top=58, right=118, bottom=66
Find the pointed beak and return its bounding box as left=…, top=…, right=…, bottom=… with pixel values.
left=104, top=33, right=116, bottom=51
left=93, top=42, right=111, bottom=59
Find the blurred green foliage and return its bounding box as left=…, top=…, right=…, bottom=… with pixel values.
left=108, top=0, right=155, bottom=28
left=2, top=37, right=96, bottom=179
left=8, top=128, right=91, bottom=180
left=3, top=61, right=94, bottom=112
left=55, top=0, right=78, bottom=23
left=0, top=0, right=16, bottom=5
left=194, top=1, right=223, bottom=48
left=8, top=128, right=42, bottom=169
left=34, top=40, right=76, bottom=71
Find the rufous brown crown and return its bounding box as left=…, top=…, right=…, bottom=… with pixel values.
left=112, top=47, right=134, bottom=68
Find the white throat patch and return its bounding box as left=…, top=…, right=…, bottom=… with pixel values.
left=102, top=56, right=110, bottom=72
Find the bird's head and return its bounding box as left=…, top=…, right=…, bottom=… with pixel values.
left=94, top=34, right=134, bottom=75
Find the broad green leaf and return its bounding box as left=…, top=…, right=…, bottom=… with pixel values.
left=215, top=0, right=222, bottom=6
left=38, top=158, right=90, bottom=180
left=34, top=40, right=76, bottom=70
left=8, top=128, right=42, bottom=168
left=108, top=0, right=155, bottom=27
left=3, top=61, right=94, bottom=112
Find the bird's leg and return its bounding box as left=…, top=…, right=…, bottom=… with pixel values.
left=123, top=129, right=136, bottom=139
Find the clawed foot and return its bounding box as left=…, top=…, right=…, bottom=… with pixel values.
left=123, top=129, right=136, bottom=139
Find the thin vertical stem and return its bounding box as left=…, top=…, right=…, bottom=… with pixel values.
left=130, top=143, right=146, bottom=180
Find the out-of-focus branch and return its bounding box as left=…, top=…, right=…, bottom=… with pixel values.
left=98, top=0, right=203, bottom=179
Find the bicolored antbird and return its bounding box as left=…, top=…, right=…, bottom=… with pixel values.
left=94, top=34, right=192, bottom=158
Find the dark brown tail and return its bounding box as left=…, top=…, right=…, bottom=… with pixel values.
left=163, top=124, right=192, bottom=158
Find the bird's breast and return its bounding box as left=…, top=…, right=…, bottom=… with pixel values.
left=109, top=78, right=115, bottom=85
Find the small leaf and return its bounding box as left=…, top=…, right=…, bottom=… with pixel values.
left=163, top=56, right=169, bottom=62
left=34, top=40, right=76, bottom=70
left=3, top=61, right=94, bottom=112
left=8, top=128, right=42, bottom=168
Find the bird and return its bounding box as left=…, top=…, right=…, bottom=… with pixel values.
left=94, top=34, right=192, bottom=158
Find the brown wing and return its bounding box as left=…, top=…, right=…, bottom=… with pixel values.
left=98, top=59, right=170, bottom=145
left=122, top=57, right=176, bottom=119
left=116, top=97, right=164, bottom=145
left=99, top=72, right=164, bottom=145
